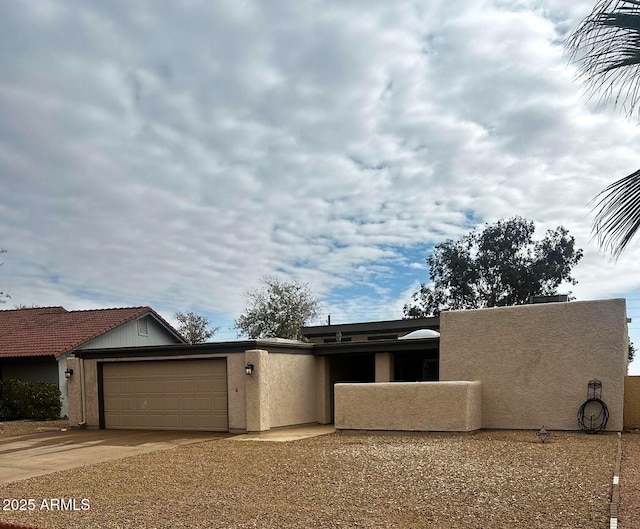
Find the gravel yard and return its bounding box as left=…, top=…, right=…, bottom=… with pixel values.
left=0, top=420, right=69, bottom=438
left=620, top=432, right=640, bottom=528
left=0, top=429, right=616, bottom=529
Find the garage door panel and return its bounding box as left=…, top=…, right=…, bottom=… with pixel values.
left=117, top=414, right=135, bottom=428
left=149, top=397, right=164, bottom=411
left=134, top=381, right=149, bottom=393
left=102, top=359, right=228, bottom=432
left=147, top=380, right=164, bottom=393
left=164, top=415, right=180, bottom=428
left=103, top=380, right=119, bottom=394
left=118, top=398, right=134, bottom=411
left=117, top=381, right=133, bottom=393
left=212, top=415, right=227, bottom=429
left=179, top=380, right=195, bottom=393
left=180, top=397, right=196, bottom=411
left=135, top=415, right=149, bottom=427
left=196, top=397, right=214, bottom=410
left=213, top=396, right=227, bottom=408
left=164, top=380, right=179, bottom=393
left=194, top=380, right=213, bottom=392
left=164, top=398, right=180, bottom=411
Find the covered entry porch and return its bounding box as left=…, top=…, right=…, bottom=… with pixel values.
left=314, top=336, right=440, bottom=422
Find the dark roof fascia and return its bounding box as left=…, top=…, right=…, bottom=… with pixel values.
left=0, top=353, right=57, bottom=361
left=254, top=340, right=315, bottom=354
left=301, top=317, right=439, bottom=338
left=314, top=337, right=439, bottom=355
left=72, top=336, right=437, bottom=360
left=73, top=339, right=314, bottom=360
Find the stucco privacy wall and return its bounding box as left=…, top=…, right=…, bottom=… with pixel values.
left=334, top=381, right=481, bottom=431
left=624, top=376, right=640, bottom=430
left=266, top=352, right=317, bottom=429
left=245, top=348, right=319, bottom=432
left=440, top=299, right=628, bottom=430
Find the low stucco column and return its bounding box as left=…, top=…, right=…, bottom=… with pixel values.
left=315, top=356, right=331, bottom=424
left=226, top=353, right=248, bottom=432
left=245, top=349, right=270, bottom=432
left=375, top=353, right=393, bottom=382
left=65, top=357, right=82, bottom=426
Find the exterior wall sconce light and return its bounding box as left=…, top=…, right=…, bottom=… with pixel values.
left=64, top=368, right=74, bottom=379
left=245, top=363, right=254, bottom=376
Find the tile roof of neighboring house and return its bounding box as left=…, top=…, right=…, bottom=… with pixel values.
left=0, top=306, right=182, bottom=358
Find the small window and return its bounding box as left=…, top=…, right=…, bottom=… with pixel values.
left=137, top=317, right=149, bottom=336
left=323, top=337, right=352, bottom=343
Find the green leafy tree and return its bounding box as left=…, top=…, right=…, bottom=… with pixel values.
left=404, top=217, right=583, bottom=317
left=566, top=1, right=640, bottom=257
left=174, top=311, right=218, bottom=344
left=235, top=276, right=321, bottom=340
left=630, top=337, right=636, bottom=365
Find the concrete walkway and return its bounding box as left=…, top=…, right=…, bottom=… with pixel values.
left=0, top=429, right=226, bottom=485
left=0, top=425, right=335, bottom=485
left=226, top=424, right=335, bottom=442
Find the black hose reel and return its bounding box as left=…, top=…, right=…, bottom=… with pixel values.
left=577, top=379, right=609, bottom=434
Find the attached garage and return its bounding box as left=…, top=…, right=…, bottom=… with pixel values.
left=100, top=359, right=228, bottom=431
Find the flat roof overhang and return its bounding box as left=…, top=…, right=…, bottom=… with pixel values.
left=301, top=317, right=439, bottom=339
left=313, top=337, right=439, bottom=355
left=73, top=339, right=314, bottom=360
left=71, top=336, right=439, bottom=360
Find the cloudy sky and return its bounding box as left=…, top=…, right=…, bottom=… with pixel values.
left=2, top=0, right=640, bottom=372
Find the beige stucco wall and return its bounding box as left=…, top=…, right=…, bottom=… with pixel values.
left=245, top=349, right=270, bottom=432
left=264, top=352, right=318, bottom=429
left=624, top=376, right=640, bottom=430
left=315, top=356, right=331, bottom=424
left=226, top=353, right=247, bottom=432
left=440, top=299, right=627, bottom=431
left=66, top=357, right=82, bottom=425
left=375, top=353, right=393, bottom=382
left=334, top=381, right=482, bottom=432
left=83, top=358, right=100, bottom=427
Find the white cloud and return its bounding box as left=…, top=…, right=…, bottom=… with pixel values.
left=1, top=0, right=640, bottom=332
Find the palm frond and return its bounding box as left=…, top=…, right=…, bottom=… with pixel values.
left=591, top=169, right=640, bottom=258
left=566, top=0, right=640, bottom=117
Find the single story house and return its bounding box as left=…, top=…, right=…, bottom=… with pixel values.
left=0, top=306, right=185, bottom=417
left=65, top=297, right=630, bottom=433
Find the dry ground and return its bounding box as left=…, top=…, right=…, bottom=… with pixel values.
left=0, top=420, right=69, bottom=438
left=0, top=428, right=616, bottom=529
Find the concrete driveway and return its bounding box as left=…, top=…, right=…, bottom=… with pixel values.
left=0, top=429, right=227, bottom=484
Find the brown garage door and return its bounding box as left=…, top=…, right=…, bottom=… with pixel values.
left=102, top=359, right=228, bottom=431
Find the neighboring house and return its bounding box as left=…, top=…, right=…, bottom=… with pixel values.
left=66, top=297, right=630, bottom=434
left=0, top=306, right=185, bottom=417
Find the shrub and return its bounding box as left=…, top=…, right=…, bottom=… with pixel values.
left=1, top=379, right=62, bottom=420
